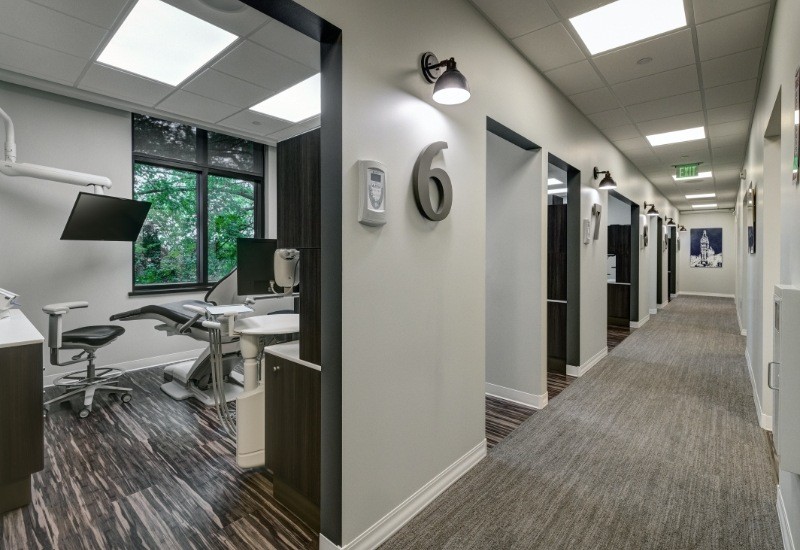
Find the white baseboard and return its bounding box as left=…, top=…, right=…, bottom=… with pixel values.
left=649, top=308, right=658, bottom=315
left=745, top=348, right=773, bottom=431
left=44, top=348, right=203, bottom=387
left=321, top=440, right=487, bottom=550
left=678, top=291, right=735, bottom=298
left=630, top=315, right=649, bottom=328
left=485, top=383, right=548, bottom=409
left=778, top=485, right=796, bottom=550
left=736, top=305, right=747, bottom=336
left=657, top=303, right=666, bottom=309
left=567, top=347, right=608, bottom=377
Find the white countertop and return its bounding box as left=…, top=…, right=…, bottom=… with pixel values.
left=263, top=341, right=321, bottom=372
left=234, top=313, right=300, bottom=336
left=0, top=308, right=44, bottom=348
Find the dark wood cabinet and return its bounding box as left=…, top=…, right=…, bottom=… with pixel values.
left=0, top=342, right=44, bottom=514
left=264, top=352, right=321, bottom=532
left=608, top=284, right=631, bottom=327
left=277, top=128, right=321, bottom=250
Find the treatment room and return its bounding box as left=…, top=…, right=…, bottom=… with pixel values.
left=0, top=0, right=337, bottom=546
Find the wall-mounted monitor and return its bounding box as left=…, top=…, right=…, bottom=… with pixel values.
left=237, top=238, right=278, bottom=296
left=60, top=192, right=151, bottom=241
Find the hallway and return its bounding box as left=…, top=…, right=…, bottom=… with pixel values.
left=382, top=296, right=782, bottom=549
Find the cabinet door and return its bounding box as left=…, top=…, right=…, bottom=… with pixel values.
left=277, top=128, right=320, bottom=249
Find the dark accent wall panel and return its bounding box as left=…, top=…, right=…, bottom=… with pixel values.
left=300, top=248, right=322, bottom=365
left=608, top=284, right=631, bottom=327
left=277, top=128, right=321, bottom=249
left=668, top=227, right=677, bottom=298
left=547, top=302, right=567, bottom=374
left=657, top=218, right=664, bottom=305
left=608, top=225, right=632, bottom=284
left=548, top=204, right=568, bottom=301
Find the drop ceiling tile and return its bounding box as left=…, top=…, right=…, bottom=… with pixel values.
left=612, top=136, right=650, bottom=153
left=161, top=0, right=271, bottom=37
left=701, top=48, right=761, bottom=88
left=693, top=0, right=769, bottom=24
left=29, top=0, right=129, bottom=29
left=710, top=133, right=748, bottom=149
left=707, top=102, right=753, bottom=125
left=79, top=63, right=173, bottom=106
left=588, top=108, right=632, bottom=129
left=551, top=0, right=610, bottom=19
left=545, top=60, right=604, bottom=95
left=704, top=79, right=758, bottom=109
left=711, top=145, right=745, bottom=163
left=636, top=111, right=706, bottom=137
left=471, top=0, right=560, bottom=39
left=696, top=4, right=770, bottom=61
left=612, top=65, right=699, bottom=106
left=624, top=148, right=661, bottom=165
left=157, top=90, right=241, bottom=123
left=709, top=119, right=750, bottom=138
left=218, top=109, right=293, bottom=136
left=0, top=32, right=87, bottom=85
left=0, top=2, right=108, bottom=59
left=592, top=29, right=695, bottom=85
left=266, top=124, right=316, bottom=143
left=512, top=23, right=585, bottom=72
left=655, top=141, right=711, bottom=164
left=603, top=124, right=640, bottom=141
left=213, top=40, right=315, bottom=92
left=569, top=87, right=620, bottom=114
left=183, top=69, right=271, bottom=108
left=626, top=92, right=703, bottom=123
left=250, top=19, right=320, bottom=70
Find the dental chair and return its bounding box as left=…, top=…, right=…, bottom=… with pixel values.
left=43, top=301, right=131, bottom=418
left=111, top=269, right=295, bottom=406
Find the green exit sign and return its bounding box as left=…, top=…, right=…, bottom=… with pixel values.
left=676, top=164, right=699, bottom=179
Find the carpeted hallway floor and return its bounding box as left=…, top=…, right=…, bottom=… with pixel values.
left=381, top=296, right=783, bottom=549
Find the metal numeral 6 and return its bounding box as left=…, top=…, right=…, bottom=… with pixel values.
left=413, top=141, right=453, bottom=221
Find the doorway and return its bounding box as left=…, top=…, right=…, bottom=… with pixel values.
left=606, top=191, right=639, bottom=351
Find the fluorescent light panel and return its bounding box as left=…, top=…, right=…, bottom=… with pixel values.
left=547, top=178, right=563, bottom=186
left=548, top=188, right=567, bottom=195
left=646, top=126, right=705, bottom=147
left=692, top=203, right=717, bottom=209
left=685, top=193, right=715, bottom=199
left=673, top=171, right=712, bottom=181
left=569, top=0, right=686, bottom=55
left=97, top=0, right=237, bottom=86
left=250, top=73, right=321, bottom=122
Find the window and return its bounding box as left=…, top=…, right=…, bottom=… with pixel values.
left=132, top=114, right=264, bottom=292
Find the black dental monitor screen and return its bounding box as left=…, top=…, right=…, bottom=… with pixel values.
left=237, top=238, right=277, bottom=295
left=60, top=192, right=152, bottom=241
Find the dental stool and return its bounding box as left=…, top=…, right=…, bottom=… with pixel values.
left=43, top=301, right=132, bottom=418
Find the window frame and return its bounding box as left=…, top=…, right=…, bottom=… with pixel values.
left=130, top=116, right=265, bottom=295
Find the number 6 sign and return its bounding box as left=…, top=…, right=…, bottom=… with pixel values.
left=413, top=141, right=453, bottom=221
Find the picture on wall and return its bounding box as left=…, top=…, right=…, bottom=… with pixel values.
left=690, top=228, right=723, bottom=268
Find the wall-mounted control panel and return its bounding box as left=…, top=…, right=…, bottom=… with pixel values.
left=358, top=160, right=387, bottom=226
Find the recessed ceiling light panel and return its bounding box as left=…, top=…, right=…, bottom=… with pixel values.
left=673, top=171, right=712, bottom=181
left=692, top=203, right=717, bottom=209
left=250, top=73, right=321, bottom=122
left=548, top=188, right=567, bottom=195
left=97, top=0, right=237, bottom=86
left=646, top=126, right=705, bottom=147
left=547, top=178, right=563, bottom=186
left=569, top=0, right=686, bottom=55
left=685, top=193, right=715, bottom=199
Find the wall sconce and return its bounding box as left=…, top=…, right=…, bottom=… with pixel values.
left=643, top=202, right=659, bottom=217
left=666, top=217, right=677, bottom=227
left=420, top=52, right=470, bottom=105
left=678, top=224, right=687, bottom=232
left=593, top=167, right=617, bottom=190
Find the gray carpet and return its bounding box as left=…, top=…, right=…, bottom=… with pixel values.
left=381, top=296, right=783, bottom=549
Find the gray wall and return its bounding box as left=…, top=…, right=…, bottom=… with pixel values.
left=485, top=131, right=544, bottom=402
left=608, top=194, right=630, bottom=225
left=678, top=211, right=736, bottom=296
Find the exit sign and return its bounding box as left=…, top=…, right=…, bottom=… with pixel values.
left=676, top=164, right=699, bottom=179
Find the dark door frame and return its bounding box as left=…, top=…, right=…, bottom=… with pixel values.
left=657, top=216, right=664, bottom=306
left=608, top=190, right=641, bottom=324
left=668, top=226, right=677, bottom=300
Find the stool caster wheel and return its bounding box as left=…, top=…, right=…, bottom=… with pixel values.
left=121, top=393, right=132, bottom=404
left=78, top=408, right=90, bottom=419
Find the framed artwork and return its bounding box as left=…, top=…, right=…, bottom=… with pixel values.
left=745, top=183, right=756, bottom=254
left=690, top=227, right=722, bottom=268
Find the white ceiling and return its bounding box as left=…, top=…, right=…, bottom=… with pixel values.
left=471, top=0, right=775, bottom=210
left=0, top=0, right=320, bottom=145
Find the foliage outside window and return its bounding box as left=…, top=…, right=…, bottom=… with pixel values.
left=132, top=114, right=264, bottom=291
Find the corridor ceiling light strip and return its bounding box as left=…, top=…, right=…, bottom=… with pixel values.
left=547, top=188, right=567, bottom=194
left=97, top=0, right=237, bottom=86
left=548, top=178, right=563, bottom=186
left=692, top=203, right=717, bottom=209
left=569, top=0, right=686, bottom=55
left=646, top=126, right=705, bottom=147
left=250, top=73, right=321, bottom=122
left=673, top=171, right=712, bottom=181
left=685, top=193, right=715, bottom=199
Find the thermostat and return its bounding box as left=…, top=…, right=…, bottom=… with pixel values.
left=358, top=160, right=387, bottom=226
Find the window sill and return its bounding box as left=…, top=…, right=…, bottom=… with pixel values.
left=128, top=285, right=212, bottom=297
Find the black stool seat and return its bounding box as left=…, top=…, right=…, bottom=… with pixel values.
left=62, top=325, right=125, bottom=347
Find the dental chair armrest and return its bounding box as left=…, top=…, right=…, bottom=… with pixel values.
left=183, top=304, right=207, bottom=315
left=43, top=301, right=89, bottom=316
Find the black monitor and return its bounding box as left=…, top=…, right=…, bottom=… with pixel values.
left=60, top=192, right=151, bottom=241
left=237, top=238, right=277, bottom=295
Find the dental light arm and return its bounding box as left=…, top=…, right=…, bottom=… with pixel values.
left=0, top=106, right=112, bottom=193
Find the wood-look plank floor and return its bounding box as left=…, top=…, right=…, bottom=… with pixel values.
left=607, top=325, right=632, bottom=351
left=485, top=373, right=576, bottom=449
left=1, top=367, right=316, bottom=550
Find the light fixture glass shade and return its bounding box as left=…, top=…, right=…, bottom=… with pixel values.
left=597, top=172, right=617, bottom=189
left=646, top=204, right=659, bottom=217
left=666, top=218, right=677, bottom=227
left=679, top=225, right=687, bottom=232
left=432, top=68, right=470, bottom=105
